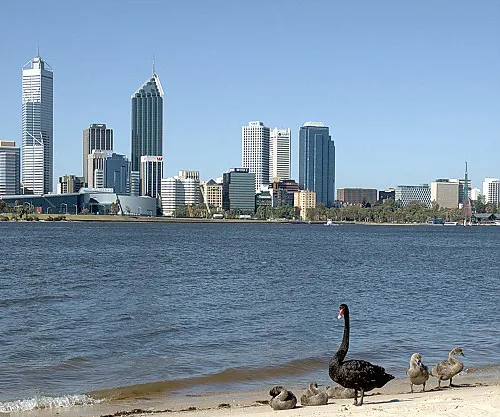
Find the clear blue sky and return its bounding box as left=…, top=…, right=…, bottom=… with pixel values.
left=1, top=0, right=498, bottom=190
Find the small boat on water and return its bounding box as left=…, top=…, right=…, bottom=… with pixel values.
left=444, top=221, right=458, bottom=226
left=325, top=219, right=338, bottom=226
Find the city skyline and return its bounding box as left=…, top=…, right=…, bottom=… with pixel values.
left=1, top=1, right=498, bottom=191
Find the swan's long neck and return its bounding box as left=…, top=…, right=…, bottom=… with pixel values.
left=332, top=307, right=350, bottom=365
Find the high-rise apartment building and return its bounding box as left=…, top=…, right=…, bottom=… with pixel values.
left=131, top=72, right=164, bottom=173
left=104, top=153, right=130, bottom=195
left=140, top=155, right=163, bottom=198
left=242, top=121, right=270, bottom=192
left=22, top=54, right=53, bottom=195
left=482, top=178, right=500, bottom=205
left=0, top=140, right=21, bottom=196
left=269, top=128, right=291, bottom=183
left=222, top=168, right=256, bottom=213
left=298, top=122, right=335, bottom=207
left=83, top=124, right=113, bottom=185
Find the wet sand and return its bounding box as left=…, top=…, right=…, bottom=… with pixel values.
left=13, top=371, right=500, bottom=417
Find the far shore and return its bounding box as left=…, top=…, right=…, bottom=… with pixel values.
left=0, top=213, right=442, bottom=226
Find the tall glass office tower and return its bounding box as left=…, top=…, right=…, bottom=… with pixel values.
left=298, top=122, right=335, bottom=207
left=131, top=71, right=164, bottom=197
left=22, top=54, right=53, bottom=195
left=131, top=73, right=164, bottom=173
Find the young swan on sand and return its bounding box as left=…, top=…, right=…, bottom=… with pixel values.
left=326, top=385, right=356, bottom=399
left=300, top=382, right=328, bottom=406
left=406, top=353, right=429, bottom=392
left=269, top=386, right=297, bottom=410
left=431, top=347, right=465, bottom=388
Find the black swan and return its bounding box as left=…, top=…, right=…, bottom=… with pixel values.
left=328, top=303, right=395, bottom=406
left=269, top=386, right=297, bottom=410
left=406, top=353, right=429, bottom=392
left=431, top=347, right=464, bottom=388
left=300, top=382, right=328, bottom=406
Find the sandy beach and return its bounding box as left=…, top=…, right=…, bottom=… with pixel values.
left=96, top=380, right=499, bottom=417
left=15, top=372, right=499, bottom=417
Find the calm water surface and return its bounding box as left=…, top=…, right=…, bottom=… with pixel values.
left=0, top=222, right=499, bottom=409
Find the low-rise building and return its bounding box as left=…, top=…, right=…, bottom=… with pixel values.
left=395, top=184, right=431, bottom=207
left=337, top=188, right=377, bottom=206
left=431, top=179, right=459, bottom=208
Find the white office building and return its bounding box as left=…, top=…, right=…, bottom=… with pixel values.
left=22, top=53, right=53, bottom=194
left=482, top=178, right=500, bottom=205
left=242, top=121, right=270, bottom=192
left=269, top=127, right=291, bottom=183
left=395, top=184, right=431, bottom=207
left=161, top=174, right=201, bottom=216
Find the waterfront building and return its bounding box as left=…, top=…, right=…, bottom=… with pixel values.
left=271, top=179, right=299, bottom=207
left=131, top=71, right=164, bottom=174
left=22, top=53, right=53, bottom=195
left=395, top=184, right=431, bottom=207
left=0, top=140, right=21, bottom=196
left=83, top=124, right=113, bottom=186
left=294, top=189, right=316, bottom=220
left=87, top=150, right=113, bottom=189
left=58, top=175, right=84, bottom=194
left=482, top=178, right=500, bottom=205
left=298, top=122, right=335, bottom=207
left=269, top=127, right=291, bottom=183
left=470, top=188, right=481, bottom=201
left=337, top=188, right=378, bottom=206
left=140, top=155, right=163, bottom=198
left=0, top=189, right=156, bottom=216
left=160, top=174, right=200, bottom=216
left=378, top=188, right=395, bottom=203
left=201, top=179, right=223, bottom=210
left=222, top=168, right=255, bottom=213
left=430, top=180, right=459, bottom=209
left=242, top=121, right=270, bottom=192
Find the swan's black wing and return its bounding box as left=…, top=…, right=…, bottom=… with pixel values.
left=337, top=360, right=394, bottom=391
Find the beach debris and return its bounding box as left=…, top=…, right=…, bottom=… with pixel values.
left=218, top=403, right=231, bottom=408
left=269, top=386, right=297, bottom=410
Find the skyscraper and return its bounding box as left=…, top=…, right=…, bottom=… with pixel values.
left=242, top=121, right=270, bottom=192
left=269, top=128, right=291, bottom=183
left=83, top=124, right=113, bottom=186
left=298, top=122, right=335, bottom=207
left=22, top=53, right=53, bottom=194
left=131, top=71, right=164, bottom=177
left=0, top=140, right=21, bottom=196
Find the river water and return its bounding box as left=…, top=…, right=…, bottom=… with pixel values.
left=0, top=221, right=498, bottom=412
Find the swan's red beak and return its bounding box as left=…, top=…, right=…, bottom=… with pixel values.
left=338, top=307, right=344, bottom=320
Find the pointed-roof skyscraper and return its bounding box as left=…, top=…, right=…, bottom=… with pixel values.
left=131, top=71, right=164, bottom=175
left=22, top=52, right=53, bottom=194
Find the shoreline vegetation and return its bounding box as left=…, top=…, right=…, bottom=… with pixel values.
left=1, top=213, right=499, bottom=226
